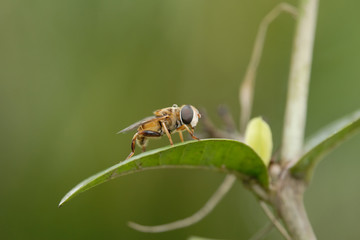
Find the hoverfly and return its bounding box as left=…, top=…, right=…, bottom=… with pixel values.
left=118, top=104, right=201, bottom=159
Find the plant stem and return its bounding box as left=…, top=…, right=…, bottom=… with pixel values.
left=128, top=175, right=236, bottom=233
left=259, top=201, right=291, bottom=240
left=275, top=175, right=316, bottom=240
left=276, top=0, right=319, bottom=239
left=239, top=3, right=298, bottom=133
left=281, top=0, right=319, bottom=164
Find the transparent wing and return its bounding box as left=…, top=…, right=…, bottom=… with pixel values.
left=117, top=116, right=160, bottom=134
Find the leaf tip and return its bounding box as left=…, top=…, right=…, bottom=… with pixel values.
left=58, top=196, right=68, bottom=208
left=58, top=184, right=80, bottom=208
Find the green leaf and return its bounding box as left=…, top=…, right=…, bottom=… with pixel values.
left=291, top=112, right=360, bottom=182
left=304, top=109, right=360, bottom=152
left=59, top=139, right=268, bottom=207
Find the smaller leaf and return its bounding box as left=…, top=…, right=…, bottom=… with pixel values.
left=291, top=112, right=360, bottom=182
left=244, top=117, right=273, bottom=166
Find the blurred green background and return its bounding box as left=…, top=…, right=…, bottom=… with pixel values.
left=1, top=0, right=360, bottom=239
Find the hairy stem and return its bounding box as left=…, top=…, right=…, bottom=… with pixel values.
left=281, top=0, right=319, bottom=163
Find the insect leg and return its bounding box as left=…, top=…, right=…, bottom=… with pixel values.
left=126, top=132, right=139, bottom=159
left=136, top=134, right=147, bottom=153
left=138, top=130, right=161, bottom=152
left=183, top=124, right=200, bottom=140
left=161, top=121, right=174, bottom=146
left=178, top=131, right=184, bottom=142
left=141, top=130, right=162, bottom=137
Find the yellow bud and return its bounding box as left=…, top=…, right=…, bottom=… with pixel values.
left=244, top=117, right=273, bottom=166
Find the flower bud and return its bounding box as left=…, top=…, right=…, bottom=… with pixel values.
left=244, top=117, right=273, bottom=166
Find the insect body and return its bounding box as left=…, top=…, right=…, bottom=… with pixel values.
left=118, top=104, right=201, bottom=159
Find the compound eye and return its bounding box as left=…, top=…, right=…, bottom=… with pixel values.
left=180, top=105, right=194, bottom=125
